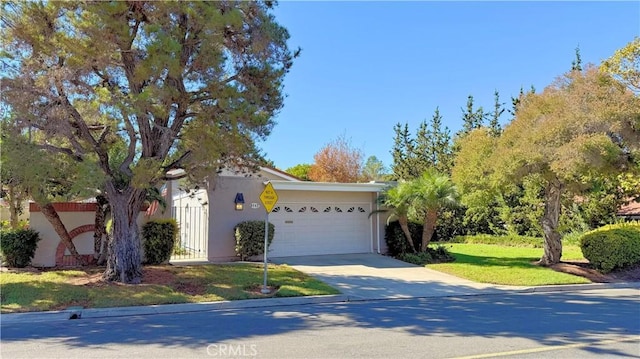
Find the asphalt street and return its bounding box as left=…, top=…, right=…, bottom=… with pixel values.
left=1, top=288, right=638, bottom=359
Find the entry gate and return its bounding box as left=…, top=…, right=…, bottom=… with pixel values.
left=171, top=205, right=208, bottom=260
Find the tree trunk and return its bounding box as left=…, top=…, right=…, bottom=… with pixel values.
left=102, top=187, right=146, bottom=283
left=539, top=180, right=564, bottom=266
left=7, top=184, right=25, bottom=229
left=39, top=202, right=86, bottom=265
left=421, top=210, right=438, bottom=252
left=398, top=215, right=417, bottom=253
left=93, top=195, right=108, bottom=261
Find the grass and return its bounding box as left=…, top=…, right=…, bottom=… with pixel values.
left=0, top=263, right=339, bottom=313
left=427, top=243, right=591, bottom=286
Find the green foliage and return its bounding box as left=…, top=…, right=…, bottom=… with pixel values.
left=396, top=245, right=455, bottom=265
left=434, top=206, right=467, bottom=241
left=600, top=36, right=640, bottom=93
left=0, top=220, right=29, bottom=231
left=451, top=234, right=544, bottom=248
left=285, top=164, right=312, bottom=181
left=361, top=156, right=387, bottom=182
left=385, top=221, right=422, bottom=256
left=0, top=228, right=41, bottom=268
left=397, top=251, right=432, bottom=265
left=142, top=219, right=179, bottom=265
left=235, top=221, right=275, bottom=260
left=391, top=111, right=454, bottom=181
left=580, top=223, right=640, bottom=273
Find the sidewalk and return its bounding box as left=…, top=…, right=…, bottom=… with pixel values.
left=2, top=281, right=638, bottom=324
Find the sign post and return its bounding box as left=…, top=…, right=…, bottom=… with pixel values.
left=259, top=182, right=278, bottom=294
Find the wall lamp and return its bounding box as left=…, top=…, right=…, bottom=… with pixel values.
left=234, top=193, right=245, bottom=211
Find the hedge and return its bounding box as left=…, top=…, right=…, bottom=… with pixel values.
left=142, top=219, right=179, bottom=265
left=0, top=228, right=41, bottom=268
left=235, top=220, right=275, bottom=260
left=580, top=223, right=640, bottom=273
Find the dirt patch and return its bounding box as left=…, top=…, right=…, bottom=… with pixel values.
left=545, top=260, right=640, bottom=283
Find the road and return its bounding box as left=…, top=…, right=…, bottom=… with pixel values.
left=1, top=288, right=638, bottom=358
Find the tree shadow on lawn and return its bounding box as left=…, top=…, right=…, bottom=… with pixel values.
left=1, top=288, right=638, bottom=358
left=450, top=253, right=540, bottom=269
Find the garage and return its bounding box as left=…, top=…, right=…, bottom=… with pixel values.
left=268, top=202, right=372, bottom=257
left=265, top=180, right=388, bottom=258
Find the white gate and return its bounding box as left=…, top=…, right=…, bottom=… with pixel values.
left=171, top=205, right=208, bottom=260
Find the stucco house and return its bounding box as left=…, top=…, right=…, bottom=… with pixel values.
left=172, top=167, right=389, bottom=262
left=27, top=167, right=390, bottom=267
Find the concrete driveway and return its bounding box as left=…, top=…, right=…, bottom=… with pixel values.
left=272, top=253, right=502, bottom=300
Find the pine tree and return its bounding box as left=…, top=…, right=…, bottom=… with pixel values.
left=571, top=46, right=582, bottom=71
left=489, top=90, right=504, bottom=137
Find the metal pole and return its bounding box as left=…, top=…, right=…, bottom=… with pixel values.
left=261, top=211, right=270, bottom=294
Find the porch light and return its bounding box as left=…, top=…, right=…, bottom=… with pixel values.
left=234, top=193, right=245, bottom=211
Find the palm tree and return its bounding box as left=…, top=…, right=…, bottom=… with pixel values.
left=375, top=181, right=418, bottom=253
left=408, top=170, right=459, bottom=251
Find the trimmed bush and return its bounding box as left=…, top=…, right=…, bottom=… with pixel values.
left=142, top=219, right=179, bottom=265
left=235, top=220, right=275, bottom=261
left=0, top=228, right=41, bottom=268
left=580, top=224, right=640, bottom=273
left=385, top=221, right=423, bottom=256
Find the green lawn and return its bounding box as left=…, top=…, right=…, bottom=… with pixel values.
left=0, top=263, right=339, bottom=313
left=428, top=244, right=591, bottom=286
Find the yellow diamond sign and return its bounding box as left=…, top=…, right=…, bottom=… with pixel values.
left=259, top=182, right=278, bottom=213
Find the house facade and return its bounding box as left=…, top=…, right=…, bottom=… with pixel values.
left=186, top=167, right=390, bottom=262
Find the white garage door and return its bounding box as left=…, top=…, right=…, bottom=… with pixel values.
left=268, top=202, right=372, bottom=257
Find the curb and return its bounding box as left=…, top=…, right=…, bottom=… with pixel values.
left=0, top=295, right=349, bottom=324
left=511, top=281, right=640, bottom=293
left=2, top=282, right=638, bottom=325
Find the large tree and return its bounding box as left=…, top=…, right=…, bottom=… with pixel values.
left=493, top=66, right=639, bottom=265
left=2, top=1, right=295, bottom=283
left=308, top=135, right=363, bottom=183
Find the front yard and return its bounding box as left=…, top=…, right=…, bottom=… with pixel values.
left=0, top=263, right=339, bottom=313
left=427, top=244, right=593, bottom=286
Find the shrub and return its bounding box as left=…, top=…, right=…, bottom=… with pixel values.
left=397, top=252, right=432, bottom=265
left=235, top=220, right=275, bottom=261
left=0, top=228, right=41, bottom=268
left=385, top=221, right=423, bottom=256
left=580, top=224, right=640, bottom=273
left=142, top=219, right=179, bottom=265
left=396, top=245, right=455, bottom=265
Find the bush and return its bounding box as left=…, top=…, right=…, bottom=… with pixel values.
left=396, top=245, right=455, bottom=265
left=0, top=228, right=41, bottom=267
left=142, top=219, right=179, bottom=265
left=385, top=221, right=423, bottom=256
left=580, top=224, right=640, bottom=273
left=235, top=220, right=275, bottom=261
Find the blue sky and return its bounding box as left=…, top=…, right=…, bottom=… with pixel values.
left=261, top=1, right=639, bottom=171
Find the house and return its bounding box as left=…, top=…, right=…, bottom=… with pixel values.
left=173, top=167, right=390, bottom=262
left=27, top=167, right=390, bottom=267
left=617, top=199, right=640, bottom=221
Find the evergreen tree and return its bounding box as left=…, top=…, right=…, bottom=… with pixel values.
left=571, top=46, right=583, bottom=71
left=489, top=90, right=504, bottom=137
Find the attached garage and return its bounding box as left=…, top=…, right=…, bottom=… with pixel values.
left=267, top=181, right=388, bottom=258
left=268, top=202, right=371, bottom=257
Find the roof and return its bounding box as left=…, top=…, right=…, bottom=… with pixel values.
left=618, top=199, right=640, bottom=216
left=268, top=180, right=389, bottom=192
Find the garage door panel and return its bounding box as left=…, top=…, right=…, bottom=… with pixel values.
left=269, top=202, right=371, bottom=257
